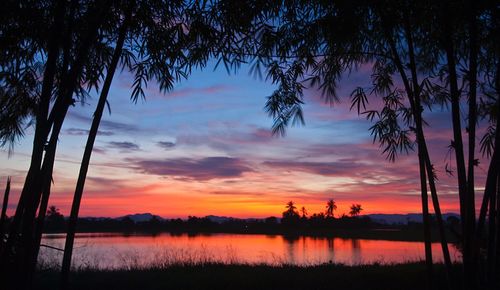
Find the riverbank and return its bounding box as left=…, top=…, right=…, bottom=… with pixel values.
left=34, top=262, right=454, bottom=290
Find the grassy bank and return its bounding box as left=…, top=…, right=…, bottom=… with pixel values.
left=34, top=262, right=455, bottom=290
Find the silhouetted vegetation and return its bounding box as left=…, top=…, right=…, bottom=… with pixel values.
left=39, top=202, right=459, bottom=243
left=33, top=262, right=459, bottom=290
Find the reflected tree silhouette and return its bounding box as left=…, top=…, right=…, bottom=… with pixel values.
left=351, top=239, right=361, bottom=265
left=327, top=237, right=335, bottom=264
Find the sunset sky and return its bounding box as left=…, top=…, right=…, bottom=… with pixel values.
left=0, top=61, right=486, bottom=218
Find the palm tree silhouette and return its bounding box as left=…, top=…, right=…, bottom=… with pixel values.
left=325, top=199, right=337, bottom=218
left=300, top=206, right=308, bottom=219
left=285, top=201, right=297, bottom=215
left=349, top=204, right=363, bottom=217
left=282, top=201, right=300, bottom=225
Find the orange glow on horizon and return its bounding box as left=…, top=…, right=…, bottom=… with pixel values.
left=43, top=186, right=460, bottom=218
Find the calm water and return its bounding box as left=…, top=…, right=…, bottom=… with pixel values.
left=39, top=233, right=460, bottom=269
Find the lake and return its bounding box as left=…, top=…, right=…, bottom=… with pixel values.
left=39, top=233, right=460, bottom=269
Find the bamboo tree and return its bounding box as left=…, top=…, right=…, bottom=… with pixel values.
left=60, top=10, right=131, bottom=288
left=466, top=0, right=478, bottom=234
left=1, top=2, right=113, bottom=288
left=486, top=58, right=500, bottom=288
left=439, top=3, right=474, bottom=286
left=1, top=0, right=65, bottom=267
left=378, top=11, right=434, bottom=284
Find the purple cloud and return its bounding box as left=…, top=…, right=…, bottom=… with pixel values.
left=65, top=128, right=114, bottom=136
left=133, top=157, right=252, bottom=180
left=165, top=85, right=231, bottom=98
left=107, top=141, right=140, bottom=151
left=157, top=141, right=176, bottom=150
left=69, top=112, right=138, bottom=133
left=263, top=160, right=363, bottom=176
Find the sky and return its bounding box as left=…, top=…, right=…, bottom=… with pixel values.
left=0, top=61, right=488, bottom=218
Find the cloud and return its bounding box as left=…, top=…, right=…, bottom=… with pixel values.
left=165, top=85, right=232, bottom=99
left=262, top=156, right=419, bottom=184
left=107, top=141, right=140, bottom=151
left=92, top=146, right=107, bottom=154
left=263, top=160, right=363, bottom=176
left=65, top=128, right=114, bottom=136
left=69, top=112, right=138, bottom=133
left=133, top=156, right=252, bottom=180
left=175, top=127, right=277, bottom=152
left=157, top=141, right=176, bottom=150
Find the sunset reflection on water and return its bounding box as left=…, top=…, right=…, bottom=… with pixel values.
left=40, top=233, right=460, bottom=269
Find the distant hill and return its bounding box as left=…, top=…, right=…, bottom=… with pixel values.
left=205, top=215, right=234, bottom=223
left=205, top=215, right=266, bottom=223
left=85, top=212, right=460, bottom=225
left=118, top=213, right=164, bottom=223
left=367, top=213, right=460, bottom=225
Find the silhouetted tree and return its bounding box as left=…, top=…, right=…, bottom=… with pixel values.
left=258, top=2, right=458, bottom=285
left=325, top=199, right=337, bottom=219
left=300, top=206, right=308, bottom=219
left=349, top=204, right=362, bottom=217
left=46, top=206, right=64, bottom=224
left=282, top=201, right=300, bottom=226
left=264, top=216, right=278, bottom=225
left=60, top=4, right=134, bottom=285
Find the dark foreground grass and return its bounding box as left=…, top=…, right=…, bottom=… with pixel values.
left=34, top=262, right=456, bottom=290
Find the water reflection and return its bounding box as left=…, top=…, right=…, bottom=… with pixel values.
left=351, top=239, right=361, bottom=265
left=39, top=233, right=459, bottom=270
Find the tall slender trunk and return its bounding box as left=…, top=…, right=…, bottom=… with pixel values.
left=382, top=26, right=435, bottom=288
left=404, top=16, right=452, bottom=285
left=30, top=0, right=78, bottom=277
left=22, top=111, right=67, bottom=285
left=0, top=177, right=11, bottom=240
left=13, top=2, right=111, bottom=288
left=487, top=56, right=500, bottom=288
left=466, top=1, right=478, bottom=280
left=477, top=131, right=500, bottom=240
left=477, top=56, right=500, bottom=289
left=467, top=0, right=478, bottom=231
left=495, top=173, right=500, bottom=283
left=487, top=173, right=497, bottom=288
left=418, top=140, right=434, bottom=287
left=441, top=1, right=472, bottom=288
left=424, top=143, right=453, bottom=276
left=403, top=12, right=448, bottom=287
left=61, top=12, right=130, bottom=290
left=0, top=0, right=65, bottom=268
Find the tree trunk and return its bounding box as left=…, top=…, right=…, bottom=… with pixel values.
left=487, top=173, right=497, bottom=288
left=466, top=2, right=478, bottom=283
left=0, top=177, right=11, bottom=240
left=441, top=1, right=472, bottom=288
left=495, top=173, right=500, bottom=286
left=424, top=145, right=453, bottom=280
left=61, top=11, right=130, bottom=290
left=0, top=3, right=66, bottom=289
left=383, top=29, right=435, bottom=289
left=466, top=0, right=478, bottom=233
left=403, top=13, right=444, bottom=287
left=0, top=0, right=65, bottom=261
left=13, top=2, right=112, bottom=288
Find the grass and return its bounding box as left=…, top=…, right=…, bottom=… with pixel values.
left=34, top=262, right=456, bottom=290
